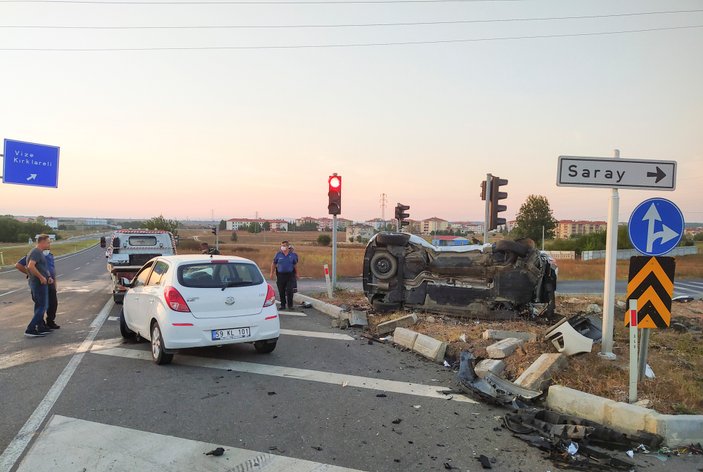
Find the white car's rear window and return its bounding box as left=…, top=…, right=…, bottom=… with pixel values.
left=178, top=262, right=264, bottom=288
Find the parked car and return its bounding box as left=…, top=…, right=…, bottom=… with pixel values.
left=120, top=255, right=280, bottom=365
left=362, top=233, right=557, bottom=319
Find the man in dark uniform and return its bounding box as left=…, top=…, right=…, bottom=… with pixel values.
left=23, top=234, right=53, bottom=337
left=16, top=246, right=60, bottom=330
left=269, top=240, right=298, bottom=310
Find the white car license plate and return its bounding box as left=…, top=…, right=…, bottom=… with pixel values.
left=211, top=327, right=251, bottom=341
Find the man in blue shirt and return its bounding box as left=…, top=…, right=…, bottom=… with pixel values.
left=269, top=240, right=298, bottom=310
left=16, top=238, right=60, bottom=334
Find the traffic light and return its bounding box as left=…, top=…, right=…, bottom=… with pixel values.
left=480, top=180, right=487, bottom=201
left=395, top=203, right=410, bottom=228
left=328, top=173, right=342, bottom=215
left=211, top=226, right=217, bottom=235
left=488, top=177, right=508, bottom=230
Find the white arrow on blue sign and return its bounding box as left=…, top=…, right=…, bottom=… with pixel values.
left=2, top=139, right=60, bottom=188
left=628, top=198, right=685, bottom=256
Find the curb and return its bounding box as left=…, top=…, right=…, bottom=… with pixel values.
left=295, top=293, right=702, bottom=447
left=546, top=385, right=703, bottom=447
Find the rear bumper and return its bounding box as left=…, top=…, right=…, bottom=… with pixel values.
left=160, top=306, right=280, bottom=349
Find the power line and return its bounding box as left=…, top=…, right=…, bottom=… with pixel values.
left=1, top=24, right=701, bottom=51
left=3, top=9, right=702, bottom=29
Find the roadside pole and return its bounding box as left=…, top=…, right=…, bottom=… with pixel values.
left=483, top=173, right=492, bottom=244
left=638, top=328, right=651, bottom=380
left=215, top=227, right=219, bottom=252
left=600, top=149, right=620, bottom=360
left=332, top=214, right=337, bottom=290
left=323, top=263, right=333, bottom=299
left=628, top=299, right=639, bottom=403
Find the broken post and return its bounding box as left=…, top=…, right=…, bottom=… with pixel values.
left=629, top=299, right=638, bottom=403
left=323, top=264, right=333, bottom=299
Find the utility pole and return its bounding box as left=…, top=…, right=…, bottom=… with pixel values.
left=380, top=193, right=387, bottom=222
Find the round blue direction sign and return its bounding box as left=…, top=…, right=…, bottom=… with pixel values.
left=628, top=198, right=684, bottom=256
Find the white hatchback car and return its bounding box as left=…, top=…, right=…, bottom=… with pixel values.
left=120, top=255, right=280, bottom=365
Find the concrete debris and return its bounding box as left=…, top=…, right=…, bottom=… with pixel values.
left=376, top=313, right=418, bottom=335
left=514, top=353, right=567, bottom=391
left=350, top=310, right=368, bottom=327
left=456, top=351, right=542, bottom=406
left=485, top=337, right=524, bottom=359
left=474, top=359, right=506, bottom=379
left=482, top=329, right=537, bottom=342
left=545, top=314, right=602, bottom=356
left=586, top=304, right=602, bottom=315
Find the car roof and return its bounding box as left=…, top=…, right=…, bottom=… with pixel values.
left=153, top=254, right=258, bottom=265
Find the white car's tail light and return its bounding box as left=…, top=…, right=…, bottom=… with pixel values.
left=263, top=284, right=276, bottom=307
left=164, top=286, right=191, bottom=312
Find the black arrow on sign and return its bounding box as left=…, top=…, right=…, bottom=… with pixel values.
left=647, top=166, right=666, bottom=183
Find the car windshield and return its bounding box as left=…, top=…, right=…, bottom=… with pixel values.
left=178, top=262, right=264, bottom=288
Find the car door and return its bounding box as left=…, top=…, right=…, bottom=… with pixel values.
left=142, top=260, right=169, bottom=321
left=124, top=261, right=155, bottom=336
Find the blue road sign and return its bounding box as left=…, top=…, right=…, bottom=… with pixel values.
left=628, top=198, right=684, bottom=256
left=2, top=139, right=60, bottom=188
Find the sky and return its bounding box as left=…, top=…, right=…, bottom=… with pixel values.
left=1, top=0, right=702, bottom=224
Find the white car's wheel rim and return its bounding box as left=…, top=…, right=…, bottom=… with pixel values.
left=152, top=326, right=161, bottom=358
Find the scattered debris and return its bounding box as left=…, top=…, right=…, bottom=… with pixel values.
left=545, top=314, right=602, bottom=356
left=204, top=447, right=225, bottom=456
left=458, top=333, right=467, bottom=342
left=267, top=391, right=276, bottom=396
left=645, top=364, right=656, bottom=379
left=477, top=454, right=493, bottom=469
left=486, top=337, right=524, bottom=359
left=586, top=304, right=602, bottom=315
left=376, top=313, right=419, bottom=335
left=350, top=310, right=368, bottom=327
left=456, top=351, right=542, bottom=406
left=391, top=418, right=402, bottom=424
left=376, top=393, right=387, bottom=398
left=311, top=446, right=323, bottom=451
left=672, top=295, right=695, bottom=303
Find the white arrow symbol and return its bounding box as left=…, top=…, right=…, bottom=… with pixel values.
left=642, top=203, right=678, bottom=253
left=27, top=174, right=37, bottom=181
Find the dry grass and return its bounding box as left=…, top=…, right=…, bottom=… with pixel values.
left=0, top=239, right=98, bottom=265
left=354, top=292, right=703, bottom=415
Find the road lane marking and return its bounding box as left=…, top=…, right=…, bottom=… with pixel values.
left=278, top=310, right=307, bottom=317
left=107, top=316, right=119, bottom=321
left=17, top=415, right=364, bottom=472
left=279, top=329, right=354, bottom=341
left=89, top=345, right=476, bottom=404
left=0, top=288, right=24, bottom=298
left=0, top=298, right=115, bottom=472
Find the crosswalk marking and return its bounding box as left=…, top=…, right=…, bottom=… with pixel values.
left=89, top=345, right=475, bottom=403
left=17, top=415, right=364, bottom=472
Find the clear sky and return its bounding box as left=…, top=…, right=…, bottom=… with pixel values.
left=1, top=0, right=702, bottom=224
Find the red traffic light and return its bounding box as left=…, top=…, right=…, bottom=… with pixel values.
left=329, top=175, right=341, bottom=189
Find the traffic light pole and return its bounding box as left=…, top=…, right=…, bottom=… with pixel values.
left=483, top=173, right=492, bottom=244
left=332, top=215, right=337, bottom=290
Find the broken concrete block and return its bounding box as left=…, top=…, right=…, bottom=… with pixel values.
left=350, top=310, right=368, bottom=327
left=482, top=329, right=537, bottom=342
left=474, top=359, right=506, bottom=378
left=412, top=333, right=447, bottom=363
left=486, top=337, right=524, bottom=359
left=393, top=327, right=418, bottom=350
left=586, top=304, right=602, bottom=314
left=515, top=353, right=567, bottom=391
left=376, top=313, right=418, bottom=335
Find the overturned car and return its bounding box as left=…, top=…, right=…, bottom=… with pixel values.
left=362, top=232, right=557, bottom=319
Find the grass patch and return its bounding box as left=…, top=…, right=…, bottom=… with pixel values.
left=1, top=239, right=98, bottom=266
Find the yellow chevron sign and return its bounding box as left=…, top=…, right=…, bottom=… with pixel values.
left=626, top=256, right=675, bottom=329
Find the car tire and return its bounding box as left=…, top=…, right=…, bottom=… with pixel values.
left=119, top=309, right=135, bottom=339
left=370, top=251, right=398, bottom=280
left=375, top=233, right=410, bottom=247
left=494, top=239, right=529, bottom=258
left=254, top=339, right=277, bottom=354
left=151, top=321, right=173, bottom=365
left=372, top=299, right=401, bottom=313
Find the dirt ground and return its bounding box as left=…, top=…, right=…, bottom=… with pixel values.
left=316, top=291, right=703, bottom=415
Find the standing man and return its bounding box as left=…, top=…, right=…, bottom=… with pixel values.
left=22, top=234, right=53, bottom=337
left=270, top=240, right=298, bottom=310
left=200, top=242, right=220, bottom=255
left=16, top=244, right=60, bottom=330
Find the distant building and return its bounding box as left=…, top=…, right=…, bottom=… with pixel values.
left=421, top=217, right=449, bottom=235
left=44, top=218, right=59, bottom=230
left=365, top=218, right=392, bottom=231
left=226, top=218, right=288, bottom=231
left=556, top=220, right=607, bottom=239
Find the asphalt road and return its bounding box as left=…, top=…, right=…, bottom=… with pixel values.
left=1, top=247, right=702, bottom=471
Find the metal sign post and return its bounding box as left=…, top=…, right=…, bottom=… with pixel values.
left=600, top=149, right=620, bottom=360
left=332, top=214, right=337, bottom=290
left=628, top=299, right=639, bottom=403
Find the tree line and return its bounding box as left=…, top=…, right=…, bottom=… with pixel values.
left=0, top=216, right=56, bottom=243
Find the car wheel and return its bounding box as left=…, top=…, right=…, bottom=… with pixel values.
left=119, top=309, right=135, bottom=339
left=494, top=239, right=529, bottom=258
left=375, top=232, right=410, bottom=247
left=370, top=252, right=398, bottom=280
left=254, top=339, right=277, bottom=354
left=151, top=321, right=173, bottom=365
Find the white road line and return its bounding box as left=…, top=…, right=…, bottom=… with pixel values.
left=0, top=298, right=115, bottom=472
left=278, top=310, right=307, bottom=317
left=107, top=316, right=119, bottom=321
left=17, top=415, right=364, bottom=472
left=73, top=266, right=81, bottom=271
left=279, top=329, right=354, bottom=341
left=0, top=288, right=24, bottom=298
left=90, top=345, right=475, bottom=404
